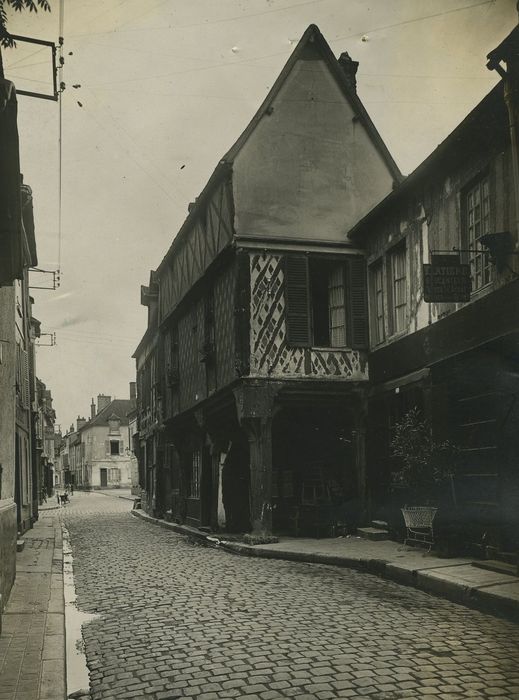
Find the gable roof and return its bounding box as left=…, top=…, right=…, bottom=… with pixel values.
left=223, top=24, right=402, bottom=180
left=155, top=24, right=401, bottom=277
left=84, top=399, right=133, bottom=429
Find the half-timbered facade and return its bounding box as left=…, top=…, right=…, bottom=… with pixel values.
left=350, top=31, right=519, bottom=559
left=133, top=25, right=401, bottom=535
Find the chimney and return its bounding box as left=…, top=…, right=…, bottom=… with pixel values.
left=129, top=382, right=136, bottom=401
left=91, top=398, right=96, bottom=419
left=76, top=416, right=87, bottom=431
left=97, top=394, right=111, bottom=413
left=338, top=52, right=359, bottom=92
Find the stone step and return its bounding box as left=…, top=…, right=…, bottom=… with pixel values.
left=495, top=550, right=517, bottom=566
left=371, top=520, right=389, bottom=531
left=357, top=527, right=390, bottom=541
left=472, top=560, right=517, bottom=577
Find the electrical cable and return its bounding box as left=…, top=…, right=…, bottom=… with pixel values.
left=330, top=0, right=495, bottom=43
left=69, top=0, right=329, bottom=38
left=57, top=0, right=64, bottom=284
left=79, top=87, right=188, bottom=207
left=86, top=0, right=498, bottom=89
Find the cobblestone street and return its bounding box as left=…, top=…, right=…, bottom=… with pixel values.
left=61, top=492, right=519, bottom=700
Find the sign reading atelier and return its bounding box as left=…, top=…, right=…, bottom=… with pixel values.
left=423, top=255, right=471, bottom=303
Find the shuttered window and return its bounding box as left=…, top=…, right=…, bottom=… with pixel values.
left=284, top=255, right=368, bottom=350
left=347, top=257, right=369, bottom=349
left=285, top=256, right=311, bottom=346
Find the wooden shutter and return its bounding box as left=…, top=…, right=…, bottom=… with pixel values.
left=119, top=440, right=124, bottom=455
left=284, top=256, right=311, bottom=346
left=347, top=257, right=369, bottom=349
left=105, top=440, right=110, bottom=455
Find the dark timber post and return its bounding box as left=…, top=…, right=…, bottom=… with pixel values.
left=242, top=415, right=273, bottom=535
left=354, top=394, right=369, bottom=524
left=233, top=381, right=281, bottom=535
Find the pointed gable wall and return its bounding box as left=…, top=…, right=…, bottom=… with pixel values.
left=232, top=35, right=398, bottom=242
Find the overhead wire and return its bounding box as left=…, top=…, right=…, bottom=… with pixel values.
left=329, top=0, right=495, bottom=43
left=55, top=327, right=139, bottom=342
left=57, top=0, right=64, bottom=282
left=67, top=0, right=495, bottom=42
left=5, top=44, right=46, bottom=70
left=83, top=0, right=498, bottom=89
left=78, top=86, right=189, bottom=208
left=68, top=0, right=330, bottom=38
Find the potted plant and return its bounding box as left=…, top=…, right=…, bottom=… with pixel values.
left=390, top=407, right=459, bottom=548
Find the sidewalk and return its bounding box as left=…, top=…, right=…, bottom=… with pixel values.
left=132, top=508, right=519, bottom=623
left=0, top=505, right=65, bottom=700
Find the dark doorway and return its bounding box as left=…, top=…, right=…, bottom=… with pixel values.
left=272, top=406, right=357, bottom=536
left=100, top=468, right=108, bottom=487
left=222, top=431, right=250, bottom=532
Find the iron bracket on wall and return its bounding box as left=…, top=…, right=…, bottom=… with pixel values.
left=7, top=34, right=59, bottom=101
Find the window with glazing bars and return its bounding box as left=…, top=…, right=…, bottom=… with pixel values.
left=466, top=177, right=492, bottom=290
left=370, top=260, right=385, bottom=345
left=389, top=243, right=407, bottom=335
left=328, top=265, right=346, bottom=347
left=189, top=448, right=201, bottom=499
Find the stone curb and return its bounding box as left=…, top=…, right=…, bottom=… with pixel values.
left=131, top=508, right=209, bottom=542
left=130, top=509, right=519, bottom=623
left=96, top=491, right=138, bottom=502
left=43, top=514, right=67, bottom=700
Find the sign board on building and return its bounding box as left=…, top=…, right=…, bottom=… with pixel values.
left=423, top=255, right=471, bottom=303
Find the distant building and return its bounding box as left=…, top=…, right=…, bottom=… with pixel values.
left=35, top=379, right=57, bottom=500
left=127, top=382, right=140, bottom=494
left=60, top=390, right=136, bottom=490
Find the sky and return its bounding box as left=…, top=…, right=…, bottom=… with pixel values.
left=2, top=0, right=517, bottom=432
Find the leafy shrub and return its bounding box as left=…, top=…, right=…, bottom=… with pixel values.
left=390, top=407, right=459, bottom=495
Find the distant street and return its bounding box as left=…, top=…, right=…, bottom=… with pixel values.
left=62, top=492, right=519, bottom=700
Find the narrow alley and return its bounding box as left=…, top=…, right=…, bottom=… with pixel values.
left=59, top=492, right=519, bottom=700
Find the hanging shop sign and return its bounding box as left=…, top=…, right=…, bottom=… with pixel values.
left=423, top=254, right=471, bottom=303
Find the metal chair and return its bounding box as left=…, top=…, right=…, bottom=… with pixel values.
left=401, top=506, right=437, bottom=549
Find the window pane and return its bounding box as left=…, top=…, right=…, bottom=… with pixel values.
left=370, top=262, right=384, bottom=345
left=466, top=177, right=492, bottom=291
left=190, top=449, right=201, bottom=499
left=390, top=245, right=407, bottom=334
left=328, top=265, right=346, bottom=347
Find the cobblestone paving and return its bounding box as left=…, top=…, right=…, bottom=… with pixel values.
left=62, top=492, right=519, bottom=700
